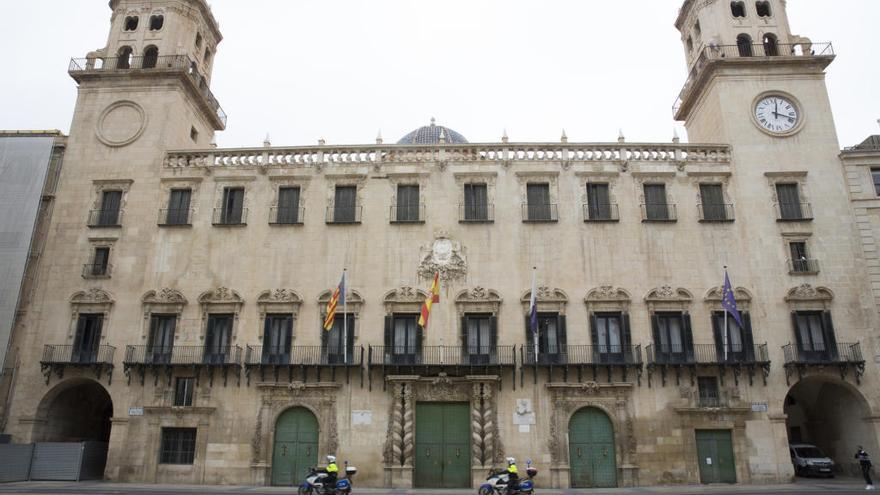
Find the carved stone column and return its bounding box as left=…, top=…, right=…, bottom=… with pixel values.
left=384, top=381, right=414, bottom=488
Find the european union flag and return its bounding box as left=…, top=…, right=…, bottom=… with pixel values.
left=721, top=271, right=743, bottom=328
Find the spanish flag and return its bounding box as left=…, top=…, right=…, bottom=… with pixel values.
left=323, top=271, right=346, bottom=331
left=418, top=272, right=440, bottom=328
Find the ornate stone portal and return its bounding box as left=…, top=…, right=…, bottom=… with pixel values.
left=382, top=375, right=503, bottom=488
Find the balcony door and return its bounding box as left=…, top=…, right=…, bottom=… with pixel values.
left=652, top=312, right=693, bottom=363
left=793, top=311, right=838, bottom=362
left=527, top=313, right=567, bottom=364
left=204, top=314, right=232, bottom=364
left=464, top=314, right=496, bottom=365
left=385, top=315, right=421, bottom=365
left=263, top=314, right=292, bottom=364
left=586, top=183, right=612, bottom=220
left=148, top=315, right=176, bottom=364
left=72, top=314, right=103, bottom=363
left=591, top=312, right=631, bottom=363
left=711, top=312, right=754, bottom=362
left=323, top=314, right=355, bottom=364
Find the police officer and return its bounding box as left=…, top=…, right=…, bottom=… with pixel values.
left=324, top=455, right=339, bottom=493
left=505, top=457, right=519, bottom=494
left=856, top=446, right=874, bottom=490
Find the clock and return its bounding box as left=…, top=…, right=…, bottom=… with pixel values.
left=754, top=95, right=801, bottom=135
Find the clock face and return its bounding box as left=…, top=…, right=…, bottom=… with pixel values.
left=754, top=96, right=800, bottom=134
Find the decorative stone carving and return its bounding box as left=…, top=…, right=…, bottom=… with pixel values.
left=383, top=383, right=406, bottom=466
left=585, top=286, right=631, bottom=313
left=455, top=288, right=502, bottom=316
left=258, top=289, right=302, bottom=304
left=418, top=235, right=467, bottom=281
left=143, top=288, right=187, bottom=305
left=645, top=286, right=693, bottom=311
left=251, top=409, right=263, bottom=463
left=785, top=284, right=833, bottom=302
left=520, top=287, right=568, bottom=314
left=198, top=287, right=244, bottom=305
left=402, top=385, right=414, bottom=467
left=383, top=288, right=427, bottom=314
left=70, top=288, right=115, bottom=305
left=471, top=383, right=499, bottom=467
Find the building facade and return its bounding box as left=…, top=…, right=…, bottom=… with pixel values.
left=3, top=0, right=880, bottom=489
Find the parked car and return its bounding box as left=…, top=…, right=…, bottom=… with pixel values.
left=790, top=443, right=835, bottom=477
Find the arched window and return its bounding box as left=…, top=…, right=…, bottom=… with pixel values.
left=737, top=34, right=753, bottom=57
left=756, top=1, right=772, bottom=17
left=763, top=33, right=779, bottom=56
left=123, top=16, right=139, bottom=31
left=730, top=1, right=747, bottom=18
left=149, top=15, right=164, bottom=31
left=143, top=46, right=159, bottom=69
left=116, top=46, right=133, bottom=69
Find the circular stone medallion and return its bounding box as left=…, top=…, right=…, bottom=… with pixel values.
left=96, top=101, right=147, bottom=147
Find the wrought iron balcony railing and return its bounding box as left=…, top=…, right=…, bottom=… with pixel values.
left=789, top=258, right=820, bottom=274
left=42, top=344, right=116, bottom=365
left=698, top=203, right=735, bottom=222
left=212, top=207, right=248, bottom=226
left=244, top=345, right=364, bottom=367
left=522, top=204, right=559, bottom=223
left=82, top=263, right=112, bottom=279
left=776, top=202, right=814, bottom=221
left=87, top=209, right=123, bottom=227
left=390, top=205, right=426, bottom=224
left=368, top=345, right=516, bottom=367
left=69, top=55, right=226, bottom=127
left=459, top=204, right=495, bottom=223
left=124, top=345, right=243, bottom=366
left=158, top=208, right=194, bottom=226
left=782, top=342, right=863, bottom=365
left=269, top=206, right=305, bottom=225
left=583, top=203, right=620, bottom=222
left=326, top=205, right=363, bottom=224
left=646, top=343, right=769, bottom=365
left=641, top=203, right=677, bottom=222
left=521, top=345, right=642, bottom=366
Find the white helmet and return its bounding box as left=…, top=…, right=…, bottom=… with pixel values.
left=327, top=455, right=336, bottom=463
left=507, top=457, right=516, bottom=465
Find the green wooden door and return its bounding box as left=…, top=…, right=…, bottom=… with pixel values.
left=696, top=430, right=736, bottom=484
left=569, top=407, right=617, bottom=488
left=415, top=403, right=471, bottom=488
left=272, top=407, right=319, bottom=486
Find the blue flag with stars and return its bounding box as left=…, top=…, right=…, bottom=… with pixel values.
left=721, top=270, right=743, bottom=328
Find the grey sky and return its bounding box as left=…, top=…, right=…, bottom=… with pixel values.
left=1, top=1, right=878, bottom=148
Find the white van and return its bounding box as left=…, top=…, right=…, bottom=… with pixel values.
left=789, top=443, right=835, bottom=477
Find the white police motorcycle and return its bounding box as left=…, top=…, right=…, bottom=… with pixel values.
left=298, top=461, right=357, bottom=495
left=478, top=459, right=537, bottom=495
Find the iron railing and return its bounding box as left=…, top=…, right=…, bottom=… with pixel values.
left=390, top=205, right=426, bottom=223
left=521, top=345, right=642, bottom=366
left=789, top=258, right=820, bottom=274
left=269, top=206, right=305, bottom=225
left=698, top=203, right=735, bottom=222
left=583, top=203, right=620, bottom=222
left=87, top=209, right=123, bottom=227
left=244, top=345, right=364, bottom=366
left=776, top=202, right=814, bottom=221
left=368, top=346, right=516, bottom=366
left=521, top=204, right=559, bottom=223
left=124, top=345, right=242, bottom=366
left=646, top=343, right=769, bottom=365
left=459, top=204, right=495, bottom=223
left=782, top=342, right=863, bottom=365
left=212, top=207, right=248, bottom=226
left=325, top=206, right=363, bottom=224
left=69, top=55, right=227, bottom=127
left=82, top=263, right=112, bottom=278
left=159, top=208, right=194, bottom=226
left=41, top=345, right=116, bottom=365
left=641, top=203, right=677, bottom=222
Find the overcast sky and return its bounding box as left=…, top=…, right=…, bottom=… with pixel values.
left=1, top=1, right=878, bottom=148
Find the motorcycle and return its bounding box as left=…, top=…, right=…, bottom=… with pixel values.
left=298, top=462, right=358, bottom=495
left=478, top=460, right=537, bottom=495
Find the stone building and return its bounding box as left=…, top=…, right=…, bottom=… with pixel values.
left=3, top=0, right=879, bottom=489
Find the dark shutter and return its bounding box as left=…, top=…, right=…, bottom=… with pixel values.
left=777, top=183, right=802, bottom=219
left=397, top=185, right=419, bottom=222
left=682, top=313, right=694, bottom=360
left=589, top=313, right=598, bottom=347
left=384, top=315, right=393, bottom=349
left=557, top=314, right=568, bottom=360
left=489, top=315, right=498, bottom=351
left=644, top=184, right=668, bottom=220
left=822, top=311, right=838, bottom=359
left=527, top=183, right=551, bottom=220
left=460, top=316, right=469, bottom=349
left=168, top=189, right=191, bottom=224
left=700, top=184, right=725, bottom=220
left=650, top=313, right=661, bottom=361
left=231, top=188, right=244, bottom=223
left=346, top=314, right=356, bottom=360
left=100, top=191, right=122, bottom=225
left=742, top=312, right=755, bottom=360
left=524, top=315, right=534, bottom=364
left=621, top=313, right=632, bottom=363
left=791, top=312, right=804, bottom=356
left=415, top=320, right=424, bottom=363
left=711, top=312, right=724, bottom=361
left=334, top=186, right=356, bottom=222
left=278, top=187, right=300, bottom=223
left=262, top=316, right=273, bottom=354
left=72, top=315, right=87, bottom=356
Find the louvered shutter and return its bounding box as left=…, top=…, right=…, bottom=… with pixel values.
left=711, top=312, right=724, bottom=362
left=651, top=313, right=662, bottom=362
left=621, top=313, right=633, bottom=363
left=682, top=313, right=694, bottom=361
left=743, top=312, right=755, bottom=361
left=822, top=311, right=838, bottom=360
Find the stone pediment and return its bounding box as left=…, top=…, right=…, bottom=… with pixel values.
left=142, top=288, right=187, bottom=305
left=198, top=287, right=244, bottom=305
left=70, top=288, right=114, bottom=305
left=257, top=289, right=302, bottom=304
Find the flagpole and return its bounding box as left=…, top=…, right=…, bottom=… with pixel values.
left=723, top=266, right=728, bottom=362
left=531, top=266, right=539, bottom=357
left=343, top=269, right=348, bottom=364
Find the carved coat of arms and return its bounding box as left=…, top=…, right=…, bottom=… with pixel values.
left=418, top=235, right=467, bottom=281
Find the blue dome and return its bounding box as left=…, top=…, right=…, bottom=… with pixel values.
left=398, top=119, right=468, bottom=145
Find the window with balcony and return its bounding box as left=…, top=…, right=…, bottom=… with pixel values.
left=590, top=312, right=632, bottom=363
left=731, top=1, right=747, bottom=18
left=585, top=183, right=617, bottom=221
left=384, top=314, right=421, bottom=365
left=174, top=377, right=194, bottom=407
left=91, top=190, right=122, bottom=227
left=462, top=183, right=490, bottom=222
left=527, top=313, right=567, bottom=364
left=756, top=1, right=772, bottom=17
left=163, top=188, right=192, bottom=226
left=85, top=247, right=111, bottom=278
left=216, top=187, right=245, bottom=225
left=148, top=315, right=176, bottom=364
left=763, top=33, right=779, bottom=56
left=262, top=314, right=292, bottom=364
left=394, top=185, right=421, bottom=223
left=117, top=46, right=133, bottom=69
left=204, top=314, right=233, bottom=364
left=776, top=183, right=810, bottom=220
left=142, top=46, right=159, bottom=69
left=698, top=376, right=721, bottom=407
left=711, top=311, right=755, bottom=362
left=699, top=183, right=732, bottom=222
left=643, top=184, right=674, bottom=221
left=737, top=34, right=753, bottom=57
left=160, top=428, right=196, bottom=465
left=332, top=186, right=358, bottom=223
left=651, top=312, right=694, bottom=363
left=525, top=183, right=555, bottom=222
left=72, top=314, right=103, bottom=364
left=789, top=241, right=818, bottom=274
left=464, top=314, right=496, bottom=365
left=273, top=186, right=301, bottom=225
left=792, top=311, right=837, bottom=362
left=324, top=314, right=356, bottom=364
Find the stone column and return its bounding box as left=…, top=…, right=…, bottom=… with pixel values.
left=103, top=417, right=129, bottom=481
left=384, top=382, right=413, bottom=488
left=768, top=413, right=795, bottom=482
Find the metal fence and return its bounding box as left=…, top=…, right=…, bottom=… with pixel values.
left=124, top=345, right=242, bottom=366
left=782, top=342, right=863, bottom=364
left=522, top=345, right=642, bottom=366
left=583, top=203, right=620, bottom=222
left=41, top=345, right=115, bottom=365
left=245, top=345, right=364, bottom=366
left=521, top=204, right=559, bottom=223
left=646, top=343, right=769, bottom=365
left=368, top=346, right=516, bottom=366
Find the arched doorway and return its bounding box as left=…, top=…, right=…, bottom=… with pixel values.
left=272, top=407, right=319, bottom=486
left=569, top=407, right=617, bottom=488
left=784, top=377, right=876, bottom=477
left=35, top=379, right=113, bottom=443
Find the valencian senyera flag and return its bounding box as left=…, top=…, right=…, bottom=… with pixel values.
left=418, top=272, right=440, bottom=328
left=721, top=270, right=743, bottom=328
left=323, top=271, right=346, bottom=331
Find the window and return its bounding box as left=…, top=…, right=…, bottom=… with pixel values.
left=776, top=183, right=806, bottom=220
left=149, top=14, right=164, bottom=31
left=148, top=315, right=176, bottom=364
left=763, top=33, right=779, bottom=56
left=174, top=378, right=194, bottom=407
left=528, top=313, right=567, bottom=364
left=387, top=314, right=420, bottom=365
left=462, top=183, right=489, bottom=222
left=218, top=187, right=244, bottom=225
left=262, top=314, right=292, bottom=364
left=333, top=186, right=358, bottom=223
left=591, top=312, right=631, bottom=363
left=789, top=241, right=816, bottom=273
left=325, top=314, right=355, bottom=364
left=872, top=170, right=880, bottom=196
left=116, top=46, right=133, bottom=70
left=652, top=312, right=694, bottom=363
left=274, top=187, right=301, bottom=224
left=190, top=126, right=199, bottom=143
left=730, top=1, right=747, bottom=17
left=525, top=183, right=554, bottom=222
left=395, top=185, right=421, bottom=223
left=793, top=311, right=837, bottom=361
left=95, top=190, right=122, bottom=226
left=643, top=184, right=671, bottom=221
left=711, top=311, right=754, bottom=362
left=124, top=16, right=139, bottom=31
left=143, top=46, right=159, bottom=69
left=204, top=314, right=233, bottom=364
left=160, top=428, right=196, bottom=464
left=73, top=314, right=103, bottom=364
left=699, top=183, right=729, bottom=221
left=586, top=183, right=615, bottom=221
left=737, top=34, right=753, bottom=57
left=164, top=189, right=192, bottom=225
left=697, top=377, right=721, bottom=407
left=88, top=247, right=110, bottom=277
left=465, top=314, right=495, bottom=365
left=756, top=1, right=772, bottom=17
